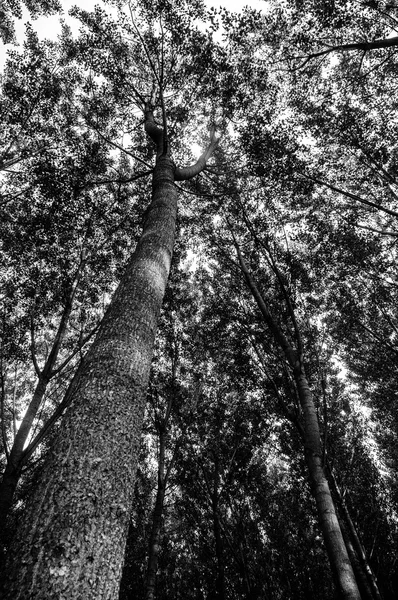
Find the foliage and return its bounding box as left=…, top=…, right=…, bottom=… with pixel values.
left=1, top=0, right=398, bottom=598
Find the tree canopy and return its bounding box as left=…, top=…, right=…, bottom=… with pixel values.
left=0, top=1, right=397, bottom=599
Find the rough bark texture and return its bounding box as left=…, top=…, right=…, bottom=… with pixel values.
left=1, top=155, right=178, bottom=600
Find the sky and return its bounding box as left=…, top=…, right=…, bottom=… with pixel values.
left=0, top=0, right=265, bottom=70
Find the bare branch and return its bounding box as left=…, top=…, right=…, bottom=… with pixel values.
left=80, top=171, right=152, bottom=189
left=294, top=35, right=398, bottom=67
left=0, top=372, right=10, bottom=460
left=302, top=172, right=398, bottom=218
left=92, top=126, right=153, bottom=169
left=30, top=317, right=42, bottom=378
left=21, top=360, right=85, bottom=464
left=175, top=127, right=220, bottom=181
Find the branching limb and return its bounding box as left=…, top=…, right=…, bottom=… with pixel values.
left=92, top=126, right=153, bottom=169
left=80, top=171, right=152, bottom=189
left=128, top=2, right=169, bottom=154
left=21, top=359, right=85, bottom=464
left=175, top=126, right=220, bottom=181
left=249, top=336, right=304, bottom=438
left=144, top=103, right=164, bottom=152
left=30, top=317, right=42, bottom=378
left=229, top=229, right=298, bottom=369
left=340, top=214, right=398, bottom=237
left=294, top=35, right=398, bottom=68
left=1, top=372, right=10, bottom=460
left=301, top=172, right=398, bottom=218
left=50, top=325, right=99, bottom=377
left=237, top=197, right=304, bottom=358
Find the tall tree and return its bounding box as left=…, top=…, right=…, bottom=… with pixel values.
left=0, top=1, right=220, bottom=597
left=0, top=29, right=147, bottom=547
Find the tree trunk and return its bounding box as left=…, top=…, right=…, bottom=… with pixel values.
left=213, top=507, right=226, bottom=600
left=212, top=461, right=226, bottom=600
left=0, top=376, right=49, bottom=535
left=145, top=429, right=167, bottom=600
left=339, top=510, right=375, bottom=600
left=235, top=250, right=361, bottom=600
left=329, top=470, right=382, bottom=600
left=0, top=154, right=178, bottom=599
left=0, top=260, right=85, bottom=537
left=294, top=369, right=361, bottom=600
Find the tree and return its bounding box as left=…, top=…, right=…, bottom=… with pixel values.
left=0, top=1, right=220, bottom=596
left=2, top=0, right=398, bottom=597
left=0, top=29, right=149, bottom=549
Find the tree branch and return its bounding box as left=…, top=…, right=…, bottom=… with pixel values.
left=231, top=234, right=298, bottom=370
left=175, top=127, right=220, bottom=181
left=93, top=126, right=153, bottom=169
left=295, top=35, right=398, bottom=68
left=302, top=172, right=398, bottom=218
left=0, top=372, right=10, bottom=460
left=30, top=317, right=42, bottom=378
left=21, top=360, right=85, bottom=464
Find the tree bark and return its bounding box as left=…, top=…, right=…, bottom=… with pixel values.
left=0, top=99, right=217, bottom=595
left=0, top=153, right=178, bottom=599
left=294, top=369, right=361, bottom=600
left=235, top=249, right=361, bottom=600
left=145, top=429, right=167, bottom=600
left=0, top=260, right=86, bottom=539
left=212, top=460, right=226, bottom=600
left=329, top=470, right=382, bottom=600
left=339, top=511, right=375, bottom=600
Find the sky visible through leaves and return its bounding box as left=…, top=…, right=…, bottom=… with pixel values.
left=0, top=0, right=265, bottom=70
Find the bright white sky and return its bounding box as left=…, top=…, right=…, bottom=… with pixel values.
left=0, top=0, right=265, bottom=70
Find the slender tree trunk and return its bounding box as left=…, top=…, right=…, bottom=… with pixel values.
left=146, top=429, right=167, bottom=600
left=0, top=154, right=178, bottom=599
left=294, top=369, right=361, bottom=600
left=0, top=376, right=49, bottom=532
left=212, top=460, right=226, bottom=600
left=0, top=259, right=85, bottom=535
left=339, top=510, right=375, bottom=600
left=329, top=470, right=382, bottom=600
left=213, top=507, right=226, bottom=600
left=235, top=249, right=361, bottom=600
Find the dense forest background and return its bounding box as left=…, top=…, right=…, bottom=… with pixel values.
left=0, top=0, right=398, bottom=598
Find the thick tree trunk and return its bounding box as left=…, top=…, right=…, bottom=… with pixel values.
left=1, top=155, right=178, bottom=599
